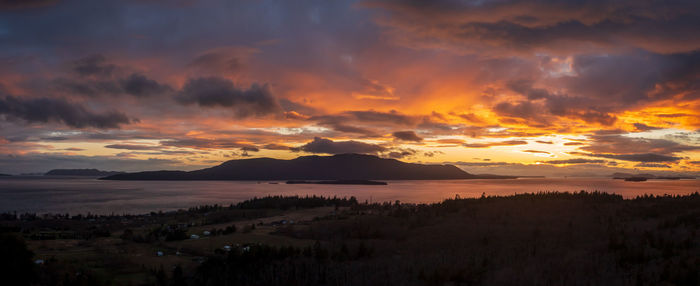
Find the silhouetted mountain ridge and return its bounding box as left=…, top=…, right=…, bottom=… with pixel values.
left=102, top=153, right=516, bottom=181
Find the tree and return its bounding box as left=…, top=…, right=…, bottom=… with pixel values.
left=0, top=234, right=35, bottom=286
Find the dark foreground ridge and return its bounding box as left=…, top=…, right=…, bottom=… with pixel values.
left=102, top=153, right=516, bottom=180
left=45, top=169, right=124, bottom=177
left=1, top=192, right=698, bottom=286
left=286, top=180, right=388, bottom=185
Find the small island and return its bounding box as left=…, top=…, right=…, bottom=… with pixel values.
left=612, top=172, right=695, bottom=181
left=286, top=180, right=388, bottom=185
left=45, top=169, right=124, bottom=177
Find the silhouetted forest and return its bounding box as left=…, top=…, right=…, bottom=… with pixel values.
left=1, top=192, right=698, bottom=285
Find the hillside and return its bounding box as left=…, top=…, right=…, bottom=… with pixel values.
left=102, top=153, right=515, bottom=180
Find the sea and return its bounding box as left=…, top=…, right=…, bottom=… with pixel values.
left=0, top=177, right=698, bottom=215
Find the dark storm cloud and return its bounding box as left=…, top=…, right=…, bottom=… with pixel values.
left=497, top=51, right=700, bottom=126
left=120, top=73, right=172, bottom=97
left=392, top=131, right=422, bottom=142
left=177, top=77, right=282, bottom=118
left=0, top=96, right=133, bottom=128
left=498, top=81, right=618, bottom=126
left=293, top=137, right=386, bottom=155
left=562, top=51, right=700, bottom=105
left=54, top=56, right=172, bottom=98
left=366, top=0, right=700, bottom=54
left=464, top=140, right=528, bottom=148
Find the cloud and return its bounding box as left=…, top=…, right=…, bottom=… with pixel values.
left=580, top=134, right=700, bottom=155
left=0, top=0, right=57, bottom=10
left=104, top=144, right=160, bottom=151
left=0, top=96, right=133, bottom=129
left=535, top=140, right=553, bottom=144
left=344, top=110, right=418, bottom=126
left=386, top=148, right=417, bottom=159
left=522, top=150, right=550, bottom=154
left=160, top=138, right=256, bottom=150
left=177, top=77, right=282, bottom=118
left=564, top=142, right=584, bottom=146
left=0, top=153, right=195, bottom=174
left=579, top=152, right=682, bottom=163
left=436, top=139, right=465, bottom=145
left=392, top=131, right=423, bottom=142
left=72, top=54, right=118, bottom=77
left=292, top=137, right=386, bottom=155
left=262, top=143, right=293, bottom=150
left=120, top=73, right=172, bottom=97
left=541, top=159, right=606, bottom=165
left=635, top=163, right=671, bottom=168
left=633, top=123, right=662, bottom=132
left=464, top=140, right=528, bottom=148
left=366, top=0, right=700, bottom=54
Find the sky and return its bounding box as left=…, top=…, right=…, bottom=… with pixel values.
left=0, top=0, right=698, bottom=176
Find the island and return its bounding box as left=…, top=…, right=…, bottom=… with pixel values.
left=286, top=180, right=388, bottom=185
left=45, top=169, right=124, bottom=177
left=102, top=153, right=517, bottom=181
left=612, top=172, right=695, bottom=180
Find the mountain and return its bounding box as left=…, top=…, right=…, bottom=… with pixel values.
left=103, top=153, right=516, bottom=181
left=45, top=169, right=124, bottom=176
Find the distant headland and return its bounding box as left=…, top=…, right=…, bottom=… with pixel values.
left=45, top=169, right=124, bottom=177
left=102, top=153, right=516, bottom=181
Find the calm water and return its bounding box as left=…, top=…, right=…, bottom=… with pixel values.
left=0, top=177, right=697, bottom=215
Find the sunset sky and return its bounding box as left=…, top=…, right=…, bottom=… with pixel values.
left=0, top=0, right=698, bottom=176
